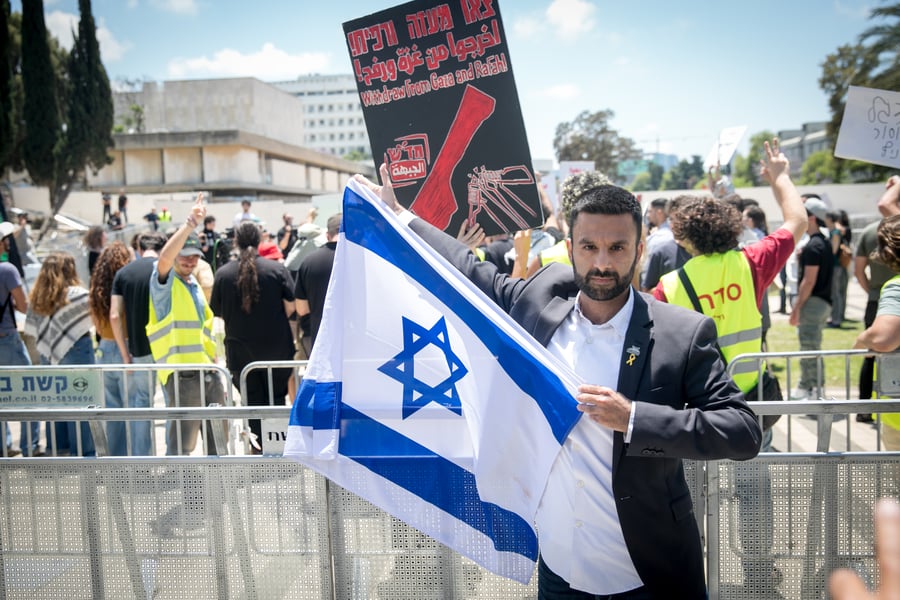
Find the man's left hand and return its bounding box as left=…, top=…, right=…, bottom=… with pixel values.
left=576, top=385, right=631, bottom=432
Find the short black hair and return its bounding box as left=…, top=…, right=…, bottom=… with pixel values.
left=566, top=185, right=642, bottom=242
left=139, top=231, right=167, bottom=252
left=650, top=197, right=668, bottom=210
left=203, top=215, right=216, bottom=226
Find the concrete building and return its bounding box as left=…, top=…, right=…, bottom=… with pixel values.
left=271, top=73, right=370, bottom=159
left=778, top=122, right=830, bottom=178
left=91, top=77, right=373, bottom=204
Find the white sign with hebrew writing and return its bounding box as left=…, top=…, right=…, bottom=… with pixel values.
left=835, top=85, right=900, bottom=168
left=703, top=125, right=747, bottom=171
left=0, top=369, right=102, bottom=408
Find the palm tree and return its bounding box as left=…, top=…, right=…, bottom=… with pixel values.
left=860, top=3, right=900, bottom=91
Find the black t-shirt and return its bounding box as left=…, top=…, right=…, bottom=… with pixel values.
left=294, top=242, right=337, bottom=346
left=800, top=232, right=834, bottom=303
left=111, top=256, right=156, bottom=356
left=277, top=226, right=298, bottom=253
left=210, top=256, right=295, bottom=368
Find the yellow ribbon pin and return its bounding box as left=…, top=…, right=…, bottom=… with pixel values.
left=626, top=353, right=636, bottom=366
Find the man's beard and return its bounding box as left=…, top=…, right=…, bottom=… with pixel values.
left=573, top=255, right=638, bottom=301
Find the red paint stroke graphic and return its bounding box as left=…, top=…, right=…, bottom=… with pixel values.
left=411, top=84, right=495, bottom=230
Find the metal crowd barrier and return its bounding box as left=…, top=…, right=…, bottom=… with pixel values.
left=0, top=354, right=899, bottom=598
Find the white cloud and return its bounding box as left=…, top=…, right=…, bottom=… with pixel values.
left=151, top=0, right=200, bottom=15
left=167, top=43, right=332, bottom=80
left=545, top=0, right=597, bottom=39
left=540, top=83, right=580, bottom=100
left=512, top=15, right=541, bottom=38
left=45, top=11, right=130, bottom=63
left=45, top=10, right=77, bottom=50
left=833, top=0, right=871, bottom=20
left=95, top=21, right=129, bottom=62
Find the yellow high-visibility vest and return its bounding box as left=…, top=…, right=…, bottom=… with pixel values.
left=661, top=251, right=763, bottom=393
left=540, top=240, right=571, bottom=266
left=146, top=274, right=216, bottom=385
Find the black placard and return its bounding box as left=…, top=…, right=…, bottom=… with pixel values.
left=343, top=0, right=543, bottom=236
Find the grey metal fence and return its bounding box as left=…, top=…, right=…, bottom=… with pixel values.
left=0, top=355, right=899, bottom=599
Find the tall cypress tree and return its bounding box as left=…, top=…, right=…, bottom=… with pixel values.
left=20, top=0, right=61, bottom=187
left=0, top=0, right=15, bottom=171
left=66, top=0, right=112, bottom=174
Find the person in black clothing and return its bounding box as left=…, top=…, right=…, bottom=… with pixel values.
left=118, top=190, right=128, bottom=223
left=211, top=221, right=295, bottom=450
left=294, top=213, right=340, bottom=354
left=789, top=197, right=834, bottom=399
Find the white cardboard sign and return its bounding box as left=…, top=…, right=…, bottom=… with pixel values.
left=835, top=85, right=900, bottom=168
left=703, top=125, right=747, bottom=171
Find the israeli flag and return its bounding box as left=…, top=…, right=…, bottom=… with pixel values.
left=284, top=178, right=582, bottom=583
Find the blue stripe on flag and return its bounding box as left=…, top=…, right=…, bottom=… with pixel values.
left=339, top=404, right=538, bottom=559
left=289, top=378, right=341, bottom=430
left=341, top=186, right=578, bottom=444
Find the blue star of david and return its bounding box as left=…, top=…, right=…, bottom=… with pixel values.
left=377, top=316, right=468, bottom=419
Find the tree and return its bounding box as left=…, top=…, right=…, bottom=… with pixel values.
left=819, top=44, right=877, bottom=147
left=817, top=5, right=899, bottom=183
left=20, top=0, right=113, bottom=234
left=631, top=162, right=665, bottom=192
left=0, top=1, right=14, bottom=170
left=860, top=3, right=900, bottom=93
left=661, top=156, right=704, bottom=190
left=20, top=0, right=61, bottom=187
left=65, top=0, right=112, bottom=176
left=553, top=109, right=642, bottom=183
left=629, top=171, right=652, bottom=192
left=798, top=150, right=840, bottom=184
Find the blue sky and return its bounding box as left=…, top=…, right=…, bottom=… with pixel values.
left=19, top=0, right=881, bottom=162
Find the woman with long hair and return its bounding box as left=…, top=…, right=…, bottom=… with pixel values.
left=24, top=252, right=96, bottom=456
left=89, top=242, right=151, bottom=456
left=210, top=221, right=295, bottom=453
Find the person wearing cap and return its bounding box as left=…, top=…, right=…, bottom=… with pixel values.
left=789, top=195, right=834, bottom=400
left=147, top=193, right=224, bottom=456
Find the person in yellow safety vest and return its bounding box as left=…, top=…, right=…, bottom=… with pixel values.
left=158, top=207, right=172, bottom=223
left=855, top=178, right=900, bottom=451
left=147, top=192, right=225, bottom=456
left=655, top=139, right=808, bottom=597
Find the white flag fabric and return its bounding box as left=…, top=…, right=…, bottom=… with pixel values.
left=284, top=178, right=582, bottom=583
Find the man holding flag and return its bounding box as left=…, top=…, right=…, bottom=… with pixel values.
left=285, top=168, right=761, bottom=597
left=352, top=166, right=762, bottom=599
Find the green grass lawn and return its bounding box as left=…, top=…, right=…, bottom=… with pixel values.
left=764, top=293, right=865, bottom=395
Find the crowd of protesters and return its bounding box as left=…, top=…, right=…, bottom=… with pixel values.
left=1, top=195, right=332, bottom=457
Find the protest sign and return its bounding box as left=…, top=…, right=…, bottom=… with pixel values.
left=835, top=85, right=900, bottom=168
left=703, top=125, right=747, bottom=171
left=557, top=160, right=595, bottom=179
left=343, top=0, right=543, bottom=235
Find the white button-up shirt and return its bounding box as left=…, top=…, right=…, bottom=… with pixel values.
left=535, top=288, right=643, bottom=595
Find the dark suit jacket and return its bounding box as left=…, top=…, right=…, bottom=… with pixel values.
left=410, top=218, right=762, bottom=598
